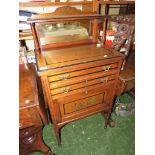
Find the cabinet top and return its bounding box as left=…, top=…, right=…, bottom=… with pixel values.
left=36, top=44, right=124, bottom=71
left=19, top=64, right=38, bottom=109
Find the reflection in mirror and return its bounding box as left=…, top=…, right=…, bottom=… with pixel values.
left=36, top=21, right=93, bottom=46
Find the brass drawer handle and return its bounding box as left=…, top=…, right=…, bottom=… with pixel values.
left=100, top=77, right=108, bottom=83
left=59, top=73, right=70, bottom=80
left=80, top=89, right=88, bottom=94
left=102, top=65, right=111, bottom=71
left=61, top=87, right=70, bottom=93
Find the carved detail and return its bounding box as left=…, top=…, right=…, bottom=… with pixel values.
left=111, top=15, right=135, bottom=23
left=52, top=6, right=84, bottom=16
left=22, top=134, right=36, bottom=144
left=111, top=22, right=135, bottom=55
left=107, top=16, right=135, bottom=71
left=31, top=6, right=93, bottom=20
left=72, top=96, right=97, bottom=112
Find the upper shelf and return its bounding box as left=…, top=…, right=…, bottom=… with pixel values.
left=99, top=1, right=135, bottom=5
left=19, top=1, right=135, bottom=7
left=19, top=1, right=93, bottom=7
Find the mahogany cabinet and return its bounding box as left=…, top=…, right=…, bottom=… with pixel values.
left=28, top=6, right=125, bottom=145
left=19, top=63, right=55, bottom=155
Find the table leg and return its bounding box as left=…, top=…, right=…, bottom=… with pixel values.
left=20, top=127, right=56, bottom=155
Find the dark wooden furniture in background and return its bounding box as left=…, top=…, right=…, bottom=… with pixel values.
left=116, top=49, right=135, bottom=96
left=107, top=15, right=135, bottom=69
left=28, top=6, right=125, bottom=145
left=105, top=15, right=135, bottom=96
left=19, top=63, right=56, bottom=155
left=98, top=0, right=135, bottom=15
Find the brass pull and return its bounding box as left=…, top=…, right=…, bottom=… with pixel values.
left=61, top=87, right=70, bottom=93
left=59, top=73, right=70, bottom=80
left=102, top=65, right=111, bottom=71
left=80, top=89, right=88, bottom=94
left=100, top=77, right=108, bottom=83
left=19, top=123, right=22, bottom=128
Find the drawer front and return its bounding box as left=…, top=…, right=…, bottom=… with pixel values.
left=54, top=82, right=116, bottom=122
left=51, top=74, right=116, bottom=96
left=49, top=67, right=118, bottom=90
left=48, top=63, right=118, bottom=83
left=46, top=58, right=121, bottom=77
left=51, top=77, right=116, bottom=100
left=19, top=109, right=34, bottom=129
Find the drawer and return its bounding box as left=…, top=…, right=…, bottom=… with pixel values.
left=52, top=80, right=116, bottom=100
left=51, top=74, right=117, bottom=96
left=46, top=58, right=121, bottom=77
left=48, top=63, right=118, bottom=82
left=19, top=109, right=34, bottom=129
left=49, top=68, right=118, bottom=90
left=56, top=82, right=116, bottom=122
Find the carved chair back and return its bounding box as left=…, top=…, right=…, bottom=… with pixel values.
left=104, top=15, right=135, bottom=70
left=109, top=16, right=135, bottom=95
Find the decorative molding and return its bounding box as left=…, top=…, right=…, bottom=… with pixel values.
left=52, top=5, right=85, bottom=16
left=110, top=15, right=135, bottom=24
left=31, top=6, right=93, bottom=20
left=111, top=16, right=135, bottom=54
left=22, top=134, right=37, bottom=144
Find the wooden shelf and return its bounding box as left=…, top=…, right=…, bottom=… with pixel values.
left=19, top=35, right=33, bottom=40
left=19, top=1, right=93, bottom=7
left=19, top=31, right=33, bottom=40
left=99, top=1, right=135, bottom=5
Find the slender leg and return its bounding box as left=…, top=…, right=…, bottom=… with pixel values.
left=55, top=128, right=61, bottom=146
left=36, top=128, right=55, bottom=154
left=52, top=124, right=61, bottom=146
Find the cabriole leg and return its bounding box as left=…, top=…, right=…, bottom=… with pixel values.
left=102, top=111, right=115, bottom=128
